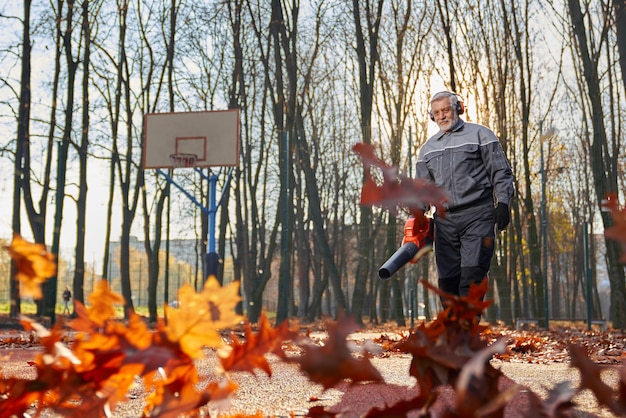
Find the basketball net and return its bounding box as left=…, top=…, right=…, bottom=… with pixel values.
left=169, top=153, right=197, bottom=168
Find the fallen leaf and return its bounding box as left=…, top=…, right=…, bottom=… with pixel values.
left=292, top=314, right=383, bottom=390
left=568, top=343, right=626, bottom=415
left=220, top=311, right=299, bottom=376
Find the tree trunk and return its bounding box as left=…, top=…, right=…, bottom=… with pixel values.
left=21, top=0, right=59, bottom=248
left=569, top=0, right=626, bottom=328
left=145, top=187, right=167, bottom=322
left=119, top=225, right=134, bottom=315
left=102, top=146, right=116, bottom=281
left=614, top=0, right=626, bottom=95
left=73, top=0, right=92, bottom=312
left=115, top=0, right=145, bottom=318
left=227, top=0, right=245, bottom=313
left=268, top=0, right=294, bottom=325
left=11, top=0, right=32, bottom=318
left=296, top=202, right=311, bottom=319
left=350, top=0, right=384, bottom=323
left=295, top=125, right=347, bottom=315
left=46, top=0, right=78, bottom=324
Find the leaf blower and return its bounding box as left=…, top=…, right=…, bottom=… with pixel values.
left=378, top=215, right=433, bottom=280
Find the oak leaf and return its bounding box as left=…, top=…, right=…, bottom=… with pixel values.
left=220, top=311, right=299, bottom=376
left=397, top=280, right=492, bottom=394
left=1, top=275, right=243, bottom=417
left=352, top=143, right=447, bottom=218
left=293, top=315, right=383, bottom=390
left=165, top=277, right=243, bottom=359
left=422, top=278, right=491, bottom=327
left=568, top=343, right=626, bottom=415
left=84, top=279, right=125, bottom=327
left=0, top=376, right=45, bottom=417
left=5, top=234, right=56, bottom=299
left=143, top=362, right=209, bottom=418
left=455, top=338, right=509, bottom=416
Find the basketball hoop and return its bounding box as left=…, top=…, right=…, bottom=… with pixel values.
left=169, top=153, right=197, bottom=168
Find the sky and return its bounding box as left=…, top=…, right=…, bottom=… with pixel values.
left=0, top=158, right=122, bottom=270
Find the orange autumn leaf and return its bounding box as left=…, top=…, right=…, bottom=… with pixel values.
left=421, top=278, right=491, bottom=336
left=164, top=276, right=243, bottom=359
left=70, top=311, right=154, bottom=374
left=93, top=362, right=146, bottom=411
left=5, top=234, right=56, bottom=299
left=352, top=143, right=448, bottom=217
left=220, top=312, right=299, bottom=376
left=143, top=360, right=234, bottom=418
left=86, top=280, right=125, bottom=326
left=110, top=312, right=154, bottom=351
left=395, top=279, right=495, bottom=402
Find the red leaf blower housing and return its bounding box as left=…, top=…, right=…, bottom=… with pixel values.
left=378, top=215, right=433, bottom=279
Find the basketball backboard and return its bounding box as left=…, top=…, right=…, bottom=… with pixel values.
left=143, top=109, right=240, bottom=169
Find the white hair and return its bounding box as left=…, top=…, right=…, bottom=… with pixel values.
left=430, top=91, right=458, bottom=108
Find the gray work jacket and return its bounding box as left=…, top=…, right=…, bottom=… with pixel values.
left=415, top=119, right=514, bottom=211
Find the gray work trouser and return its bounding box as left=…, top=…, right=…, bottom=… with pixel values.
left=434, top=201, right=495, bottom=297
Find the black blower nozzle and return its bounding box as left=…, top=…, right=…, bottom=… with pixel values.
left=378, top=242, right=419, bottom=280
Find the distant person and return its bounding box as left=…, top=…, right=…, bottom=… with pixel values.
left=62, top=286, right=72, bottom=315
left=415, top=91, right=514, bottom=298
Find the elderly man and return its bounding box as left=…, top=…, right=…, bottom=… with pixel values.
left=416, top=91, right=514, bottom=298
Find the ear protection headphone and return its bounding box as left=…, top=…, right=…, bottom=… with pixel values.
left=429, top=92, right=465, bottom=121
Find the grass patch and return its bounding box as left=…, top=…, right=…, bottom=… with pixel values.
left=0, top=302, right=39, bottom=315
left=0, top=302, right=163, bottom=318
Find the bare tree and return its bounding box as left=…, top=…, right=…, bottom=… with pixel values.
left=72, top=0, right=96, bottom=311
left=141, top=0, right=181, bottom=322
left=376, top=0, right=434, bottom=325
left=90, top=5, right=120, bottom=284
left=489, top=0, right=536, bottom=324
left=350, top=0, right=384, bottom=324
left=275, top=0, right=347, bottom=324
left=43, top=0, right=81, bottom=324
left=106, top=0, right=147, bottom=316
left=10, top=0, right=33, bottom=318
left=238, top=0, right=287, bottom=323
left=568, top=0, right=626, bottom=328
left=614, top=0, right=626, bottom=94
left=561, top=45, right=606, bottom=320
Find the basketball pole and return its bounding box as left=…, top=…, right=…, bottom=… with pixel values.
left=156, top=169, right=220, bottom=281
left=205, top=173, right=219, bottom=280
left=158, top=166, right=234, bottom=282
left=156, top=169, right=209, bottom=216
left=202, top=168, right=234, bottom=281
